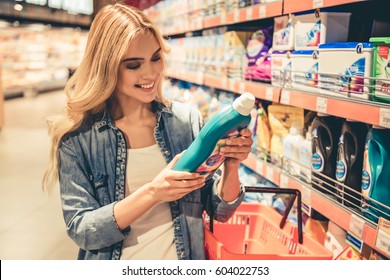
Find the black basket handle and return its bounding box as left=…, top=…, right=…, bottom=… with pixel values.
left=209, top=186, right=303, bottom=244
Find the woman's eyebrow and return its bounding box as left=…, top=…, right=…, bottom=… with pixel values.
left=122, top=47, right=162, bottom=63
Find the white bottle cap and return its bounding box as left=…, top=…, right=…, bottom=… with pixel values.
left=233, top=92, right=255, bottom=116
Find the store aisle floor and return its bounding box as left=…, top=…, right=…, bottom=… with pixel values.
left=0, top=90, right=79, bottom=260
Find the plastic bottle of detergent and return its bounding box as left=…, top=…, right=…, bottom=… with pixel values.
left=173, top=92, right=255, bottom=176
left=361, top=126, right=390, bottom=222
left=335, top=120, right=369, bottom=209
left=283, top=124, right=304, bottom=178
left=311, top=113, right=342, bottom=194
left=298, top=131, right=312, bottom=184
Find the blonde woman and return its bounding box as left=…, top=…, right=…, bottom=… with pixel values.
left=43, top=3, right=253, bottom=260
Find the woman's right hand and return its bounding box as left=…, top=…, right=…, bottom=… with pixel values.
left=146, top=153, right=206, bottom=203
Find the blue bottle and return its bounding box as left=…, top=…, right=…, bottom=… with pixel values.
left=173, top=92, right=255, bottom=176
left=361, top=126, right=390, bottom=223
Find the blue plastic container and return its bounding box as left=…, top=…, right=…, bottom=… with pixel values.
left=361, top=126, right=390, bottom=222
left=173, top=92, right=255, bottom=176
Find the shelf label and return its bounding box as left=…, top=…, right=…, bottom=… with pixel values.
left=302, top=202, right=312, bottom=216
left=222, top=77, right=228, bottom=89
left=280, top=173, right=289, bottom=188
left=229, top=79, right=236, bottom=91
left=349, top=214, right=365, bottom=239
left=239, top=82, right=246, bottom=93
left=379, top=107, right=390, bottom=129
left=246, top=7, right=253, bottom=21
left=316, top=96, right=328, bottom=113
left=234, top=10, right=239, bottom=22
left=313, top=0, right=324, bottom=8
left=256, top=159, right=264, bottom=175
left=375, top=217, right=390, bottom=256
left=301, top=185, right=312, bottom=206
left=346, top=231, right=364, bottom=253
left=280, top=90, right=290, bottom=105
left=220, top=13, right=227, bottom=25
left=196, top=72, right=204, bottom=85
left=259, top=5, right=267, bottom=19
left=266, top=165, right=274, bottom=182
left=266, top=86, right=274, bottom=101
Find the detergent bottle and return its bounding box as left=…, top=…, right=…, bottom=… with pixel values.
left=335, top=119, right=369, bottom=209
left=361, top=126, right=390, bottom=222
left=173, top=92, right=255, bottom=176
left=311, top=113, right=342, bottom=194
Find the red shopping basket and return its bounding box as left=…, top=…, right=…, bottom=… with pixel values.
left=204, top=186, right=333, bottom=260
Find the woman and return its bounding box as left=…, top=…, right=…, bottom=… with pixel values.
left=43, top=3, right=253, bottom=260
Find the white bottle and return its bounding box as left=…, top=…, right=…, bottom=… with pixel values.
left=283, top=125, right=304, bottom=178
left=299, top=131, right=312, bottom=183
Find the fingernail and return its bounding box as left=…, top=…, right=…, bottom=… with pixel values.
left=226, top=140, right=232, bottom=145
left=220, top=147, right=225, bottom=152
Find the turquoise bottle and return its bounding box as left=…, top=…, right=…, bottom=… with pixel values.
left=173, top=92, right=255, bottom=176
left=361, top=126, right=390, bottom=223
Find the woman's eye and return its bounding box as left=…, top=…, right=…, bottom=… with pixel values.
left=126, top=64, right=140, bottom=70
left=152, top=55, right=161, bottom=62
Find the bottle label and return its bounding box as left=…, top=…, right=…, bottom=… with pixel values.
left=361, top=142, right=371, bottom=209
left=336, top=160, right=347, bottom=182
left=195, top=132, right=238, bottom=175
left=312, top=152, right=323, bottom=172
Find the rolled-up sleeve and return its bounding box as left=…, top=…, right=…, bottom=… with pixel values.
left=209, top=177, right=245, bottom=222
left=58, top=137, right=129, bottom=251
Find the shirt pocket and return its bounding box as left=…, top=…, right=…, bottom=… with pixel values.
left=92, top=172, right=111, bottom=206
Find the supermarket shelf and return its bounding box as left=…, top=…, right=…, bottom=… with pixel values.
left=203, top=1, right=283, bottom=29
left=283, top=0, right=369, bottom=13
left=242, top=152, right=390, bottom=259
left=167, top=70, right=281, bottom=102
left=280, top=88, right=390, bottom=129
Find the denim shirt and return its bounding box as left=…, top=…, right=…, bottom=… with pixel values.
left=58, top=100, right=244, bottom=260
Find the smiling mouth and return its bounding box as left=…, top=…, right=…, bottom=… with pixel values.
left=135, top=82, right=155, bottom=89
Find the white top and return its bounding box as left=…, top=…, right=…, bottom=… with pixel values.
left=120, top=144, right=178, bottom=260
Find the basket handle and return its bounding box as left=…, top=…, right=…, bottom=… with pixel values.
left=209, top=186, right=303, bottom=244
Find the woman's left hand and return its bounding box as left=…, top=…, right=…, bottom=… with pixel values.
left=220, top=128, right=253, bottom=167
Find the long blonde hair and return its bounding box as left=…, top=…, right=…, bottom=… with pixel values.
left=42, top=3, right=170, bottom=192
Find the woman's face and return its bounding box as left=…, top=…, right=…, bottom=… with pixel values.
left=116, top=32, right=164, bottom=104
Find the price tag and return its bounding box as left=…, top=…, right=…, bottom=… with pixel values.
left=349, top=214, right=365, bottom=239
left=346, top=231, right=364, bottom=253
left=196, top=72, right=204, bottom=85
left=280, top=173, right=289, bottom=188
left=316, top=96, right=328, bottom=113
left=197, top=17, right=203, bottom=30
left=220, top=13, right=227, bottom=25
left=375, top=217, right=390, bottom=256
left=239, top=82, right=246, bottom=93
left=379, top=107, right=390, bottom=128
left=246, top=7, right=253, bottom=21
left=313, top=0, right=324, bottom=8
left=222, top=77, right=228, bottom=89
left=301, top=185, right=312, bottom=206
left=256, top=159, right=264, bottom=175
left=229, top=79, right=236, bottom=91
left=266, top=86, right=274, bottom=101
left=266, top=165, right=274, bottom=182
left=280, top=90, right=291, bottom=104
left=259, top=5, right=267, bottom=19
left=302, top=202, right=312, bottom=216
left=234, top=10, right=240, bottom=23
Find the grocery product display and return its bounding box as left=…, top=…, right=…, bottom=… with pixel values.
left=2, top=0, right=390, bottom=261
left=150, top=0, right=390, bottom=260
left=0, top=21, right=88, bottom=98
